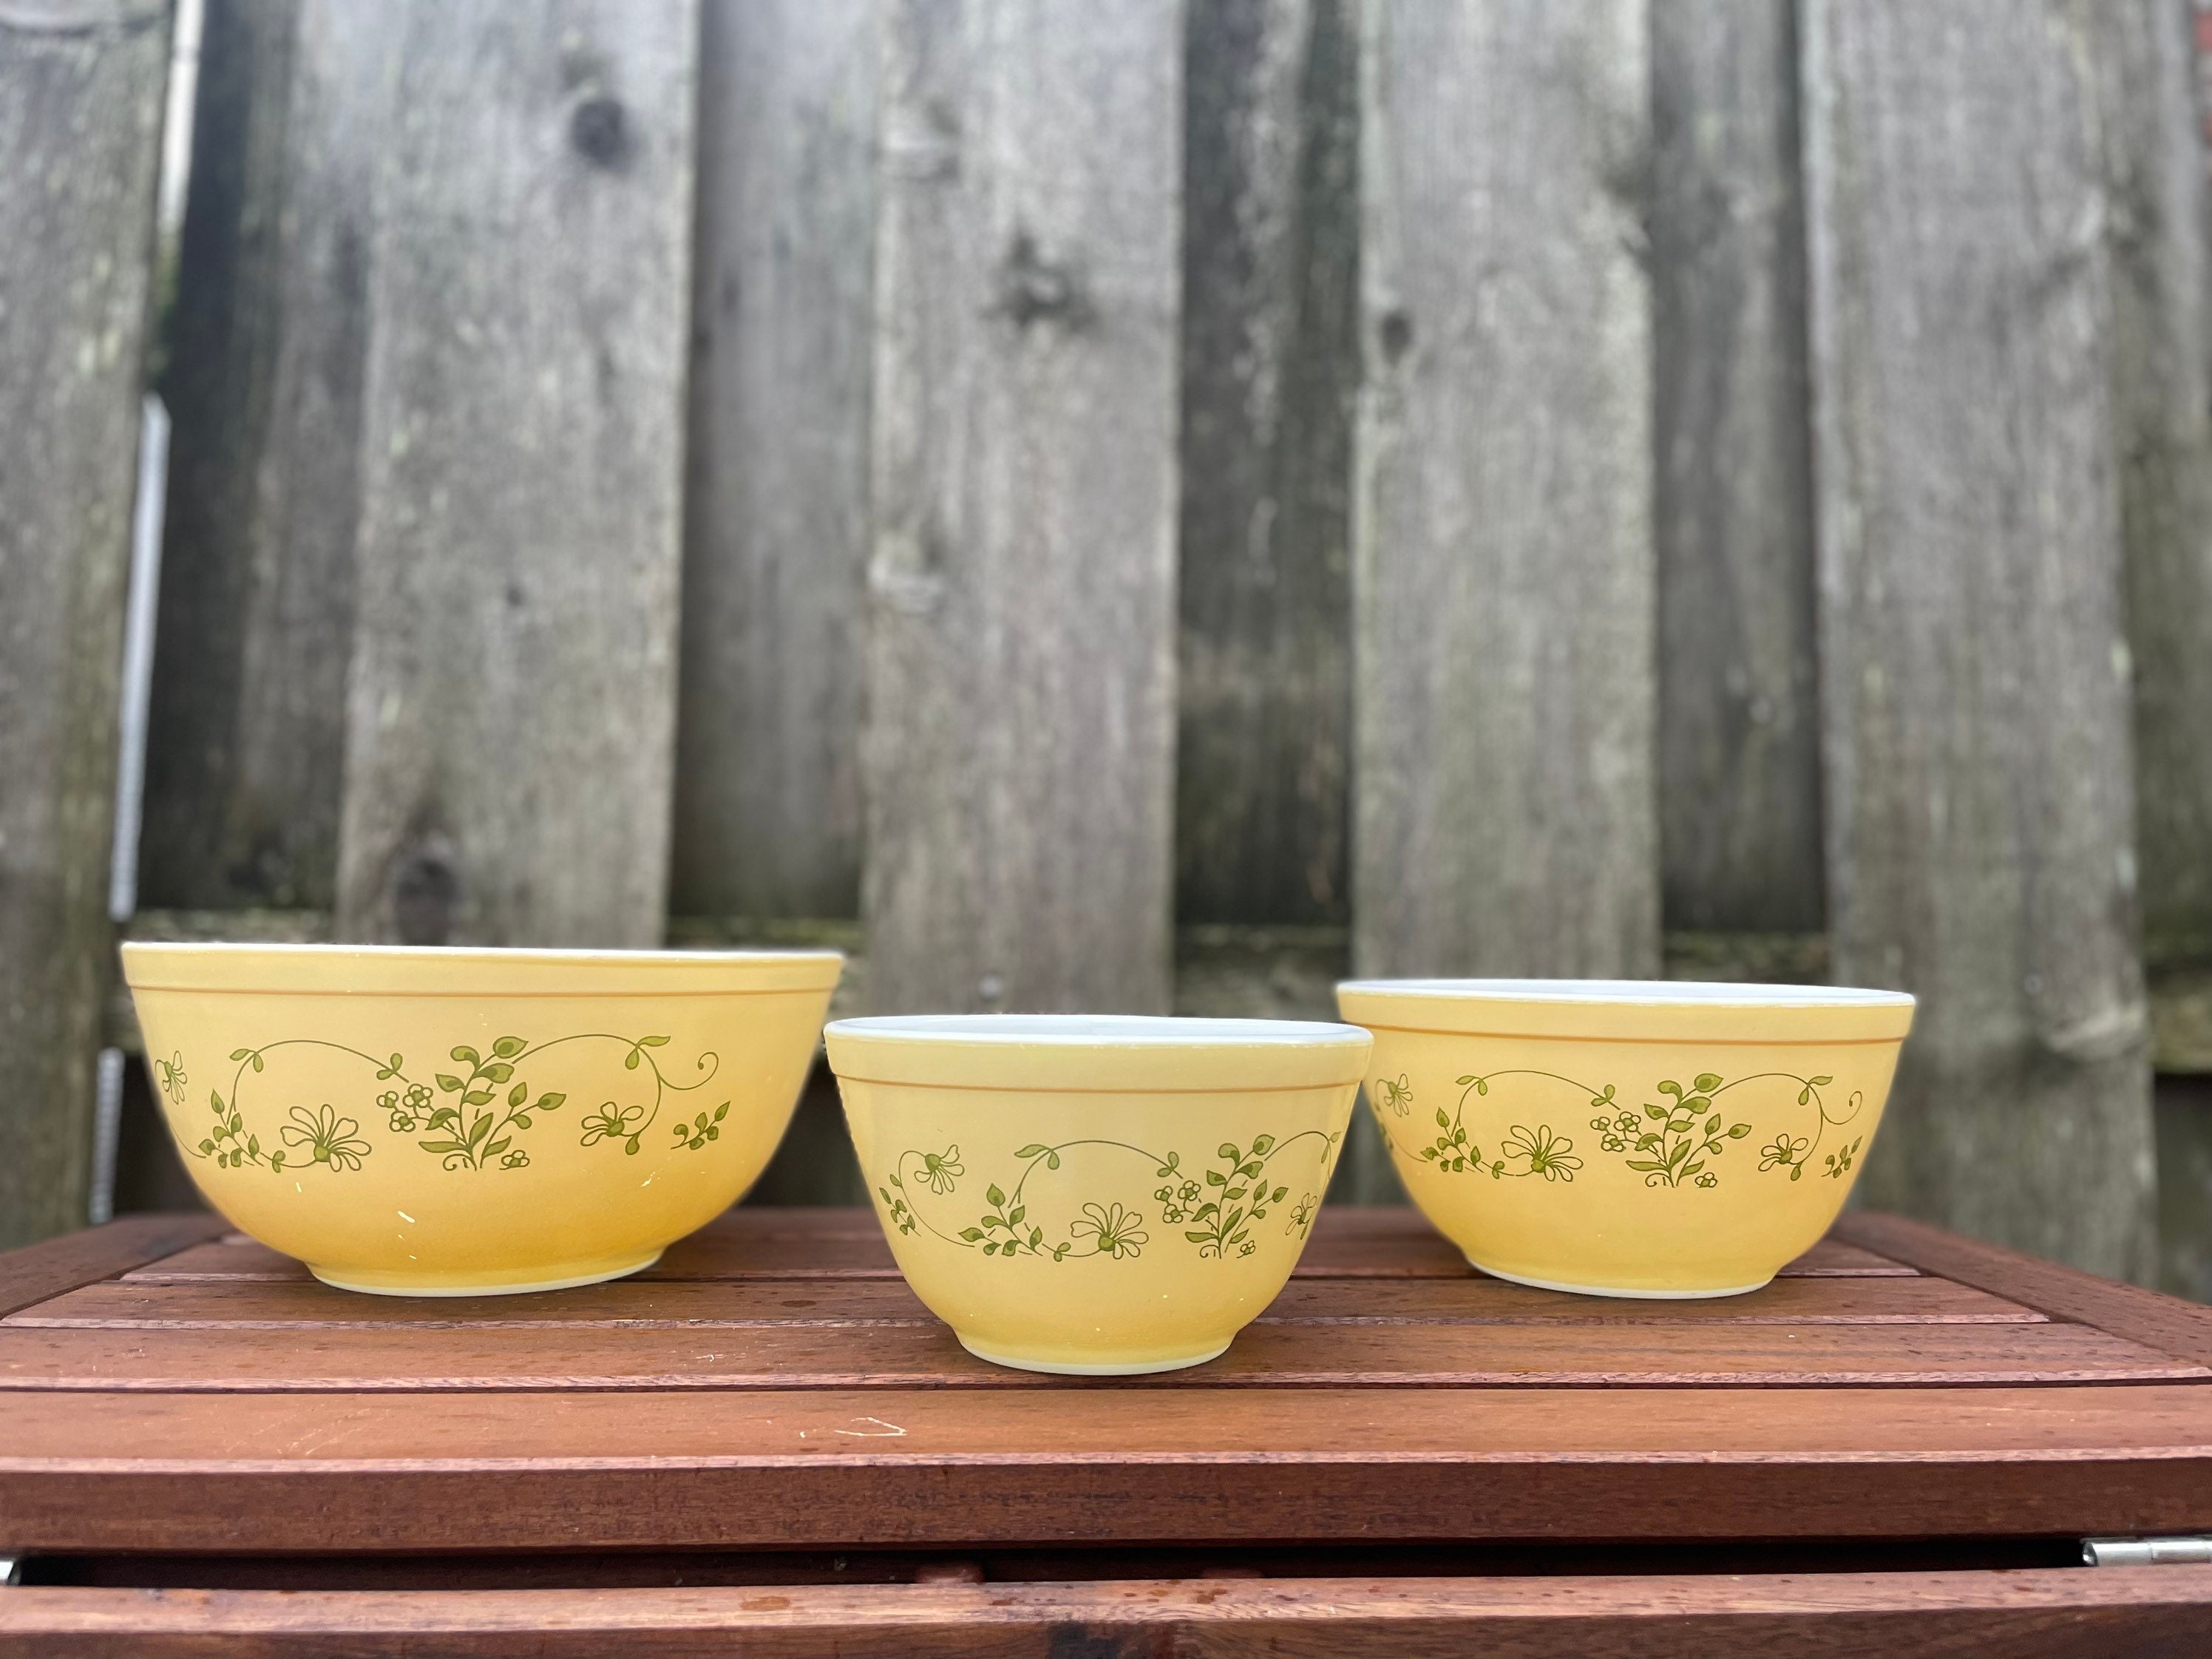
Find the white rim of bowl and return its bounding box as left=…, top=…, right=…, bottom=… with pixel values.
left=123, top=942, right=845, bottom=965
left=1334, top=978, right=1913, bottom=1008
left=120, top=940, right=844, bottom=995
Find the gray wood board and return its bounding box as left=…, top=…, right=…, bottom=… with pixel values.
left=333, top=0, right=699, bottom=948
left=1805, top=0, right=2157, bottom=1280
left=1175, top=0, right=1358, bottom=928
left=0, top=0, right=171, bottom=1246
left=670, top=0, right=876, bottom=921
left=140, top=0, right=376, bottom=912
left=2094, top=0, right=2212, bottom=970
left=864, top=0, right=1183, bottom=1014
left=1351, top=0, right=1659, bottom=982
left=1652, top=0, right=1823, bottom=934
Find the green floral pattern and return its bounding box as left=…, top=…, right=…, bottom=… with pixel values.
left=1391, top=1070, right=1867, bottom=1192
left=178, top=1034, right=725, bottom=1175
left=879, top=1128, right=1342, bottom=1263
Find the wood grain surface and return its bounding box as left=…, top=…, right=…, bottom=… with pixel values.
left=111, top=1210, right=1918, bottom=1283
left=1652, top=0, right=1822, bottom=934
left=141, top=0, right=378, bottom=913
left=671, top=0, right=875, bottom=923
left=2094, top=0, right=2212, bottom=971
left=7, top=1567, right=2212, bottom=1659
left=0, top=1213, right=227, bottom=1321
left=331, top=0, right=698, bottom=948
left=4, top=1210, right=2212, bottom=1557
left=1351, top=0, right=1659, bottom=985
left=864, top=0, right=1183, bottom=1015
left=1802, top=0, right=2157, bottom=1280
left=1176, top=0, right=1358, bottom=932
left=0, top=0, right=170, bottom=1248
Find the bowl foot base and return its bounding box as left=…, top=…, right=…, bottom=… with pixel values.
left=1465, top=1255, right=1773, bottom=1300
left=954, top=1333, right=1232, bottom=1376
left=308, top=1248, right=665, bottom=1297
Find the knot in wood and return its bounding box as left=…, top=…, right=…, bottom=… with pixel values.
left=1378, top=308, right=1414, bottom=364
left=993, top=231, right=1088, bottom=330
left=569, top=95, right=629, bottom=169
left=390, top=840, right=461, bottom=946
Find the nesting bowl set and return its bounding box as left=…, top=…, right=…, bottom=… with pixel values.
left=123, top=944, right=1913, bottom=1373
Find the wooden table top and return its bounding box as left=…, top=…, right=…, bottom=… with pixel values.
left=5, top=1205, right=2212, bottom=1555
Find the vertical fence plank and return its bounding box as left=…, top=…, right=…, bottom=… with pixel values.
left=864, top=0, right=1182, bottom=1014
left=1175, top=0, right=1357, bottom=928
left=1352, top=0, right=1658, bottom=980
left=1652, top=0, right=1823, bottom=934
left=0, top=0, right=172, bottom=1246
left=1805, top=0, right=2156, bottom=1280
left=140, top=0, right=376, bottom=911
left=2095, top=0, right=2212, bottom=974
left=671, top=0, right=875, bottom=923
left=333, top=0, right=698, bottom=948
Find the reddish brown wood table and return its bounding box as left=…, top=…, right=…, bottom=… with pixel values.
left=2, top=1207, right=2211, bottom=1654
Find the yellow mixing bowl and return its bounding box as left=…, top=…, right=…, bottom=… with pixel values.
left=122, top=943, right=841, bottom=1295
left=827, top=1015, right=1371, bottom=1374
left=1335, top=980, right=1916, bottom=1297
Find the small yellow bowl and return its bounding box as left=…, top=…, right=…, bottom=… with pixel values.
left=827, top=1014, right=1371, bottom=1374
left=122, top=943, right=841, bottom=1295
left=1334, top=980, right=1916, bottom=1297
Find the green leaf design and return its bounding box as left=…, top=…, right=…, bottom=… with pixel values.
left=451, top=1046, right=480, bottom=1065
left=639, top=1035, right=670, bottom=1048
left=436, top=1074, right=463, bottom=1093
left=493, top=1037, right=526, bottom=1059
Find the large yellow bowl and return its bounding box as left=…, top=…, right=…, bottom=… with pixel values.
left=121, top=943, right=841, bottom=1295
left=1335, top=980, right=1916, bottom=1297
left=827, top=1015, right=1371, bottom=1374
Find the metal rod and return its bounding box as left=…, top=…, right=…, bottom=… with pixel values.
left=2083, top=1536, right=2212, bottom=1567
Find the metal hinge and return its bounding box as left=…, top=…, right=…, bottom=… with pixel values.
left=2083, top=1536, right=2212, bottom=1567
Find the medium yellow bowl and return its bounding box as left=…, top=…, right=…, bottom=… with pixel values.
left=1334, top=980, right=1916, bottom=1297
left=827, top=1015, right=1371, bottom=1374
left=121, top=943, right=841, bottom=1295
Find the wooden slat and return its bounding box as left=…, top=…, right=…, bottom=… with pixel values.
left=0, top=0, right=171, bottom=1249
left=115, top=1212, right=1920, bottom=1283
left=1652, top=0, right=1822, bottom=933
left=2094, top=0, right=2212, bottom=972
left=9, top=1568, right=2212, bottom=1659
left=10, top=1272, right=2035, bottom=1331
left=670, top=0, right=875, bottom=923
left=331, top=0, right=698, bottom=947
left=0, top=1215, right=228, bottom=1321
left=2160, top=1073, right=2212, bottom=1301
left=4, top=1317, right=2181, bottom=1393
left=864, top=0, right=1182, bottom=1014
left=1176, top=0, right=1358, bottom=931
left=7, top=1384, right=2212, bottom=1552
left=1351, top=0, right=1659, bottom=983
left=1802, top=0, right=2157, bottom=1279
left=1839, top=1211, right=2212, bottom=1370
left=139, top=0, right=378, bottom=912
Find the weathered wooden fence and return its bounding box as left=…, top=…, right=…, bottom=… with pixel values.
left=7, top=0, right=2212, bottom=1295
